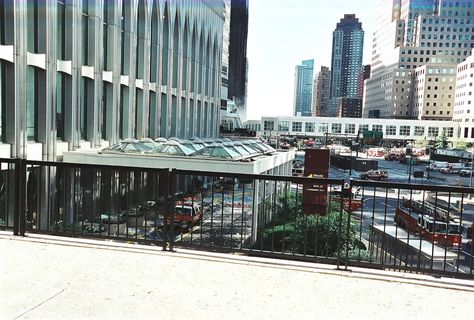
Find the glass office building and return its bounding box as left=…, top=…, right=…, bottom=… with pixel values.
left=293, top=59, right=314, bottom=117
left=0, top=0, right=225, bottom=160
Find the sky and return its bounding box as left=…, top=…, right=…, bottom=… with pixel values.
left=245, top=0, right=375, bottom=120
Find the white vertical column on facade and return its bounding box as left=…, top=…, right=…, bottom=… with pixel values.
left=175, top=11, right=186, bottom=138
left=203, top=34, right=211, bottom=137
left=10, top=0, right=27, bottom=158
left=136, top=0, right=152, bottom=139
left=212, top=37, right=220, bottom=138
left=197, top=30, right=205, bottom=137
left=62, top=1, right=73, bottom=147
left=189, top=24, right=199, bottom=138
left=207, top=36, right=215, bottom=138
left=70, top=0, right=83, bottom=150
left=37, top=0, right=57, bottom=160
left=183, top=19, right=193, bottom=138
left=89, top=0, right=104, bottom=148
left=148, top=0, right=161, bottom=138
left=214, top=44, right=223, bottom=138
left=159, top=1, right=171, bottom=138
left=123, top=0, right=138, bottom=139
left=107, top=0, right=122, bottom=144
left=168, top=10, right=179, bottom=138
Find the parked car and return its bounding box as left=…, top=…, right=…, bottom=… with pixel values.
left=98, top=212, right=128, bottom=224
left=384, top=153, right=402, bottom=161
left=426, top=161, right=449, bottom=171
left=459, top=168, right=473, bottom=177
left=359, top=170, right=388, bottom=180
left=440, top=163, right=465, bottom=174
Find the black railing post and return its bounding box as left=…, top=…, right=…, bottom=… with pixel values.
left=168, top=169, right=177, bottom=252
left=13, top=158, right=27, bottom=236
left=161, top=169, right=170, bottom=251
left=336, top=179, right=345, bottom=270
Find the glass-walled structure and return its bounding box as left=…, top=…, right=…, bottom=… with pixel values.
left=0, top=0, right=225, bottom=160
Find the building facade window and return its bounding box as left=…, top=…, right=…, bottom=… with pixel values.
left=414, top=126, right=425, bottom=136
left=428, top=127, right=439, bottom=137
left=318, top=124, right=328, bottom=133
left=292, top=121, right=302, bottom=132
left=359, top=124, right=369, bottom=133
left=263, top=120, right=274, bottom=131
left=399, top=125, right=410, bottom=136
left=345, top=123, right=355, bottom=134
left=372, top=124, right=382, bottom=132
left=278, top=121, right=289, bottom=132
left=56, top=73, right=66, bottom=140
left=386, top=125, right=396, bottom=136
left=443, top=127, right=454, bottom=137
left=304, top=122, right=315, bottom=132
left=331, top=123, right=341, bottom=134
left=26, top=67, right=39, bottom=141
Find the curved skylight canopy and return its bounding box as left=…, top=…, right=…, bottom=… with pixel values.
left=139, top=138, right=158, bottom=151
left=102, top=139, right=152, bottom=154
left=223, top=142, right=251, bottom=156
left=191, top=144, right=243, bottom=159
left=241, top=140, right=275, bottom=154
left=233, top=141, right=259, bottom=155
left=181, top=139, right=197, bottom=151
left=145, top=140, right=194, bottom=156
left=255, top=140, right=276, bottom=153
left=154, top=137, right=168, bottom=143
left=203, top=138, right=216, bottom=145
left=189, top=138, right=206, bottom=151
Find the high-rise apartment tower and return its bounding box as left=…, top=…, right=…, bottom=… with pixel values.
left=329, top=14, right=364, bottom=117
left=293, top=59, right=314, bottom=117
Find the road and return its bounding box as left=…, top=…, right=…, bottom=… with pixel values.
left=325, top=158, right=473, bottom=274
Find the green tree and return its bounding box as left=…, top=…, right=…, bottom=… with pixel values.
left=453, top=138, right=468, bottom=150
left=436, top=131, right=448, bottom=149
left=259, top=195, right=368, bottom=260
left=415, top=138, right=428, bottom=148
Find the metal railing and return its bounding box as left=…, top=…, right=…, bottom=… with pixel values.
left=0, top=158, right=472, bottom=279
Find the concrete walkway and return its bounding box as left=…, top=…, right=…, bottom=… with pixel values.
left=1, top=232, right=473, bottom=320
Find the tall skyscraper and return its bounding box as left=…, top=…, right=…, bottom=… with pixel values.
left=228, top=0, right=249, bottom=122
left=220, top=0, right=249, bottom=129
left=329, top=14, right=364, bottom=117
left=313, top=66, right=331, bottom=116
left=293, top=59, right=314, bottom=116
left=363, top=0, right=474, bottom=119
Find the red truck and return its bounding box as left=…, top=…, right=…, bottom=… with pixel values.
left=171, top=201, right=203, bottom=230
left=394, top=199, right=462, bottom=248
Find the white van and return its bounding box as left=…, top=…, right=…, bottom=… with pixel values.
left=440, top=163, right=465, bottom=174
left=426, top=161, right=449, bottom=171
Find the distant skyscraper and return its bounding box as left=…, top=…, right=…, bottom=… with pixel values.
left=363, top=0, right=474, bottom=119
left=293, top=59, right=314, bottom=116
left=228, top=0, right=249, bottom=122
left=220, top=0, right=249, bottom=128
left=358, top=65, right=371, bottom=99
left=329, top=14, right=364, bottom=117
left=313, top=66, right=331, bottom=116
